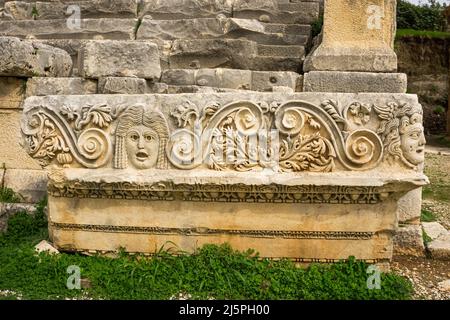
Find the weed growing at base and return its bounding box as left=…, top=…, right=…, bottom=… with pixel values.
left=0, top=199, right=413, bottom=300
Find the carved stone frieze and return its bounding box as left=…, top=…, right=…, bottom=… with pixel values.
left=21, top=93, right=426, bottom=172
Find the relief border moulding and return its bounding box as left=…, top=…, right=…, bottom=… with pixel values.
left=21, top=98, right=427, bottom=173
left=50, top=222, right=375, bottom=241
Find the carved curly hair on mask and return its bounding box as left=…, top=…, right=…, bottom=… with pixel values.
left=114, top=105, right=169, bottom=169
left=373, top=102, right=423, bottom=168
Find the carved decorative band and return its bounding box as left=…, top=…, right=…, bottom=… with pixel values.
left=51, top=222, right=374, bottom=240
left=48, top=180, right=388, bottom=204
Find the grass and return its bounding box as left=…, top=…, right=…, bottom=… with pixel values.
left=0, top=199, right=414, bottom=300
left=396, top=29, right=450, bottom=39
left=421, top=209, right=437, bottom=223
left=422, top=229, right=433, bottom=246
left=0, top=187, right=22, bottom=203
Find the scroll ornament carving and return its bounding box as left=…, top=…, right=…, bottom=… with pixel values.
left=21, top=99, right=425, bottom=171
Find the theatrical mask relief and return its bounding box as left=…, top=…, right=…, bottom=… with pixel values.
left=21, top=99, right=425, bottom=172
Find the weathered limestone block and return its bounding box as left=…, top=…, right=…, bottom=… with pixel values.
left=3, top=169, right=47, bottom=203
left=147, top=82, right=169, bottom=94
left=161, top=68, right=252, bottom=90
left=26, top=77, right=97, bottom=96
left=423, top=222, right=448, bottom=241
left=20, top=92, right=428, bottom=261
left=3, top=0, right=138, bottom=20
left=263, top=23, right=311, bottom=35
left=0, top=19, right=137, bottom=40
left=398, top=188, right=422, bottom=224
left=304, top=0, right=397, bottom=72
left=427, top=233, right=450, bottom=261
left=303, top=72, right=407, bottom=93
left=252, top=55, right=302, bottom=72
left=167, top=85, right=247, bottom=94
left=393, top=225, right=425, bottom=257
left=168, top=39, right=257, bottom=69
left=0, top=77, right=26, bottom=109
left=139, top=0, right=233, bottom=19
left=34, top=39, right=84, bottom=76
left=251, top=71, right=302, bottom=91
left=234, top=0, right=319, bottom=24
left=137, top=17, right=308, bottom=46
left=0, top=109, right=42, bottom=170
left=257, top=44, right=305, bottom=58
left=98, top=77, right=148, bottom=94
left=0, top=37, right=72, bottom=77
left=80, top=40, right=161, bottom=79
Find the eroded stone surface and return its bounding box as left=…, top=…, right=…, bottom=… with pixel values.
left=303, top=71, right=407, bottom=93
left=0, top=36, right=72, bottom=77
left=26, top=77, right=97, bottom=96
left=393, top=225, right=425, bottom=257
left=80, top=40, right=161, bottom=79
left=0, top=19, right=137, bottom=40
left=0, top=77, right=26, bottom=109
left=4, top=0, right=138, bottom=20
left=98, top=77, right=147, bottom=94
left=0, top=109, right=42, bottom=170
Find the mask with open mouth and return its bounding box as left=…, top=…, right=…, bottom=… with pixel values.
left=125, top=125, right=160, bottom=169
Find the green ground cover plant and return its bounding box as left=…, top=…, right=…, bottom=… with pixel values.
left=0, top=199, right=413, bottom=300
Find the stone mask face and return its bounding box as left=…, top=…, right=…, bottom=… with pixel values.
left=400, top=121, right=426, bottom=166
left=125, top=125, right=159, bottom=169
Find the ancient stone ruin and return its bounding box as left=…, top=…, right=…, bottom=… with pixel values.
left=0, top=0, right=428, bottom=264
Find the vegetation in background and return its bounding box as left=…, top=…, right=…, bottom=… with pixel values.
left=0, top=199, right=413, bottom=300
left=397, top=0, right=447, bottom=32
left=396, top=28, right=450, bottom=39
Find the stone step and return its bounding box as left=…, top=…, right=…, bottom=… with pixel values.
left=233, top=1, right=319, bottom=24
left=257, top=44, right=305, bottom=58
left=1, top=0, right=138, bottom=20
left=161, top=68, right=302, bottom=92
left=262, top=23, right=311, bottom=35
left=167, top=39, right=302, bottom=72
left=137, top=17, right=308, bottom=46
left=0, top=19, right=137, bottom=40
left=138, top=0, right=232, bottom=19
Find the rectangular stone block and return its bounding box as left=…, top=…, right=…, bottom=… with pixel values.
left=137, top=17, right=308, bottom=46
left=257, top=44, right=305, bottom=58
left=0, top=77, right=26, bottom=109
left=251, top=71, right=302, bottom=91
left=80, top=40, right=161, bottom=79
left=3, top=0, right=138, bottom=20
left=233, top=0, right=319, bottom=24
left=168, top=39, right=257, bottom=70
left=20, top=92, right=429, bottom=261
left=397, top=188, right=422, bottom=224
left=26, top=77, right=97, bottom=96
left=0, top=37, right=72, bottom=77
left=98, top=77, right=147, bottom=94
left=393, top=225, right=425, bottom=257
left=303, top=71, right=407, bottom=93
left=139, top=0, right=232, bottom=19
left=0, top=19, right=137, bottom=40
left=161, top=68, right=252, bottom=90
left=0, top=109, right=42, bottom=170
left=3, top=169, right=47, bottom=203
